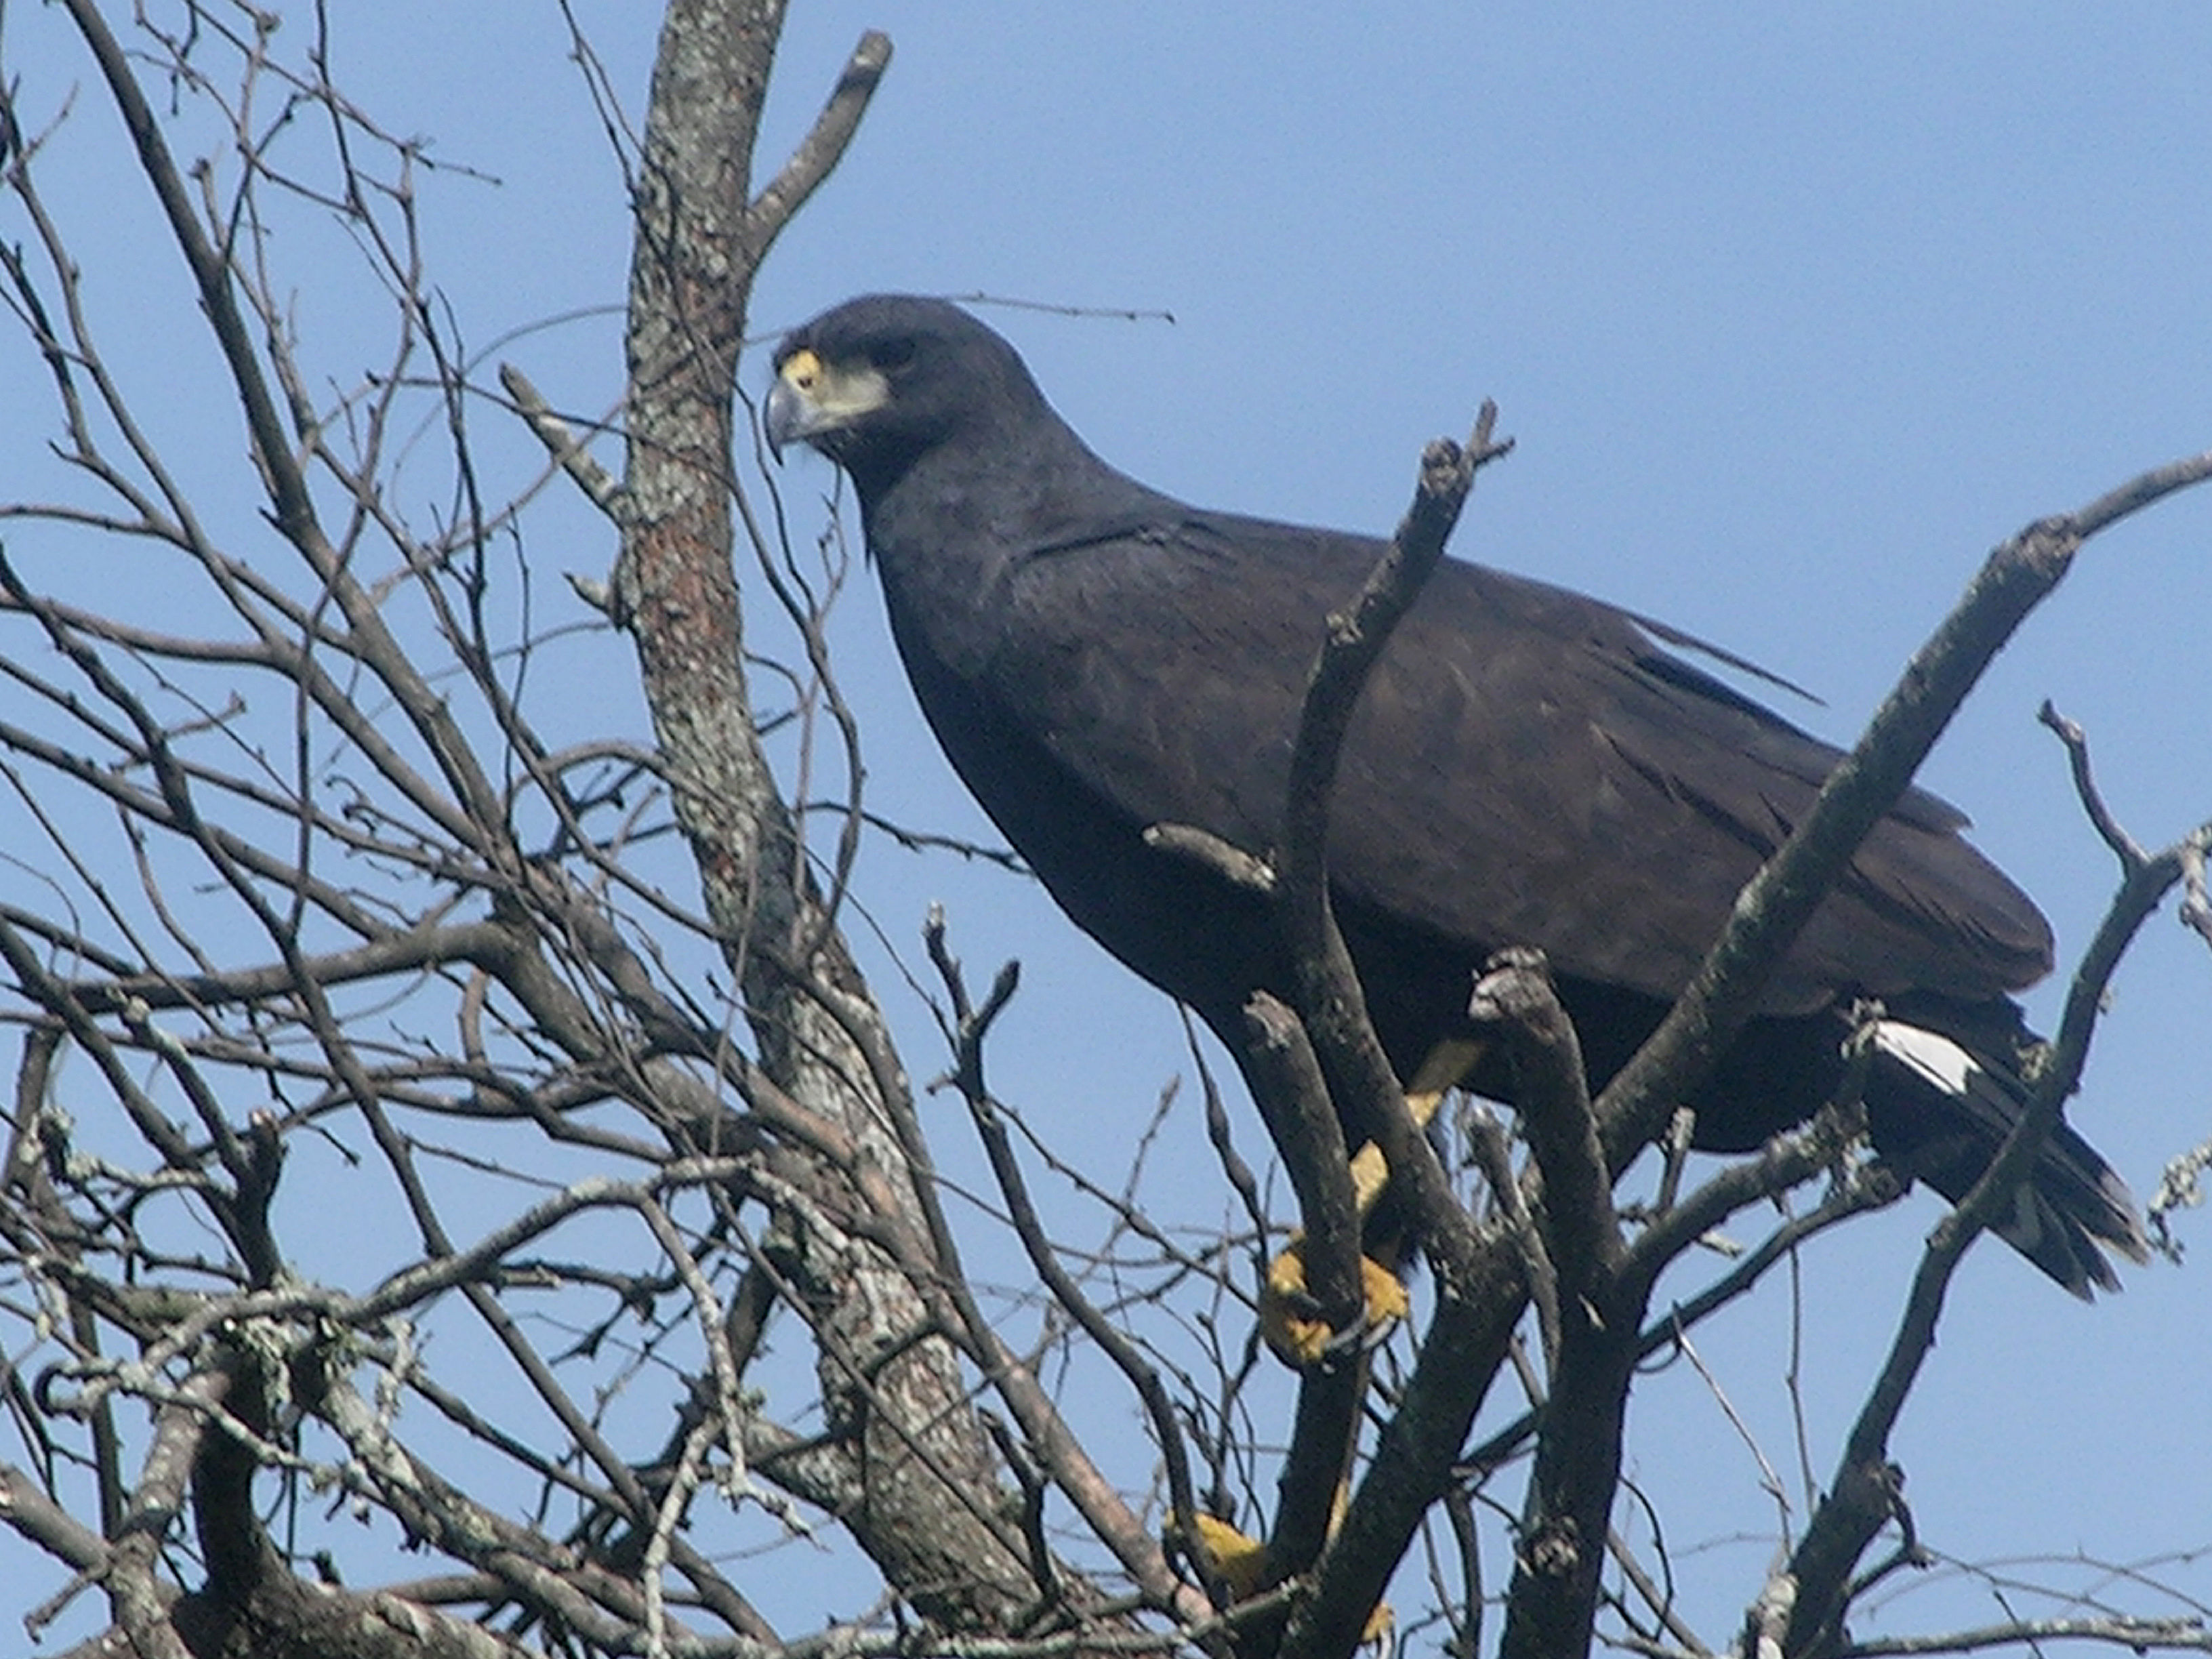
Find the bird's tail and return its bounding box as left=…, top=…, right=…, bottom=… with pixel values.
left=1863, top=1018, right=2147, bottom=1297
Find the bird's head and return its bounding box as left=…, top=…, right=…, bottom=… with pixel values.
left=764, top=294, right=1047, bottom=496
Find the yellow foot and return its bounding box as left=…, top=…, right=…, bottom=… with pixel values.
left=1184, top=1511, right=1269, bottom=1600
left=1179, top=1511, right=1393, bottom=1647
left=1262, top=1238, right=1410, bottom=1368
left=1255, top=1041, right=1479, bottom=1370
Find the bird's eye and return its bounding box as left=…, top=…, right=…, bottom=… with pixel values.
left=869, top=336, right=917, bottom=373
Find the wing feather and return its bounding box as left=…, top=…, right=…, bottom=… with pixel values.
left=976, top=508, right=2051, bottom=1015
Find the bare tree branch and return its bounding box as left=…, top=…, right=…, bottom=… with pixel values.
left=2, top=12, right=2205, bottom=1659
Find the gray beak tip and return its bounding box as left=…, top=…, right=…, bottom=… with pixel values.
left=763, top=378, right=801, bottom=464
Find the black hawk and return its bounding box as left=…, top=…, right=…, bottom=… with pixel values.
left=764, top=293, right=2144, bottom=1299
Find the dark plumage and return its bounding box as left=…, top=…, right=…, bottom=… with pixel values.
left=765, top=293, right=2144, bottom=1294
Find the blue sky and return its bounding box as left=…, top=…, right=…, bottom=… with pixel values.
left=749, top=12, right=2212, bottom=1637
left=3, top=3, right=2209, bottom=1650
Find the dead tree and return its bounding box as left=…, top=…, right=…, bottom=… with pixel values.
left=1, top=6, right=2206, bottom=1658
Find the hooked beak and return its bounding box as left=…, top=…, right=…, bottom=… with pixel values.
left=764, top=375, right=804, bottom=462
left=762, top=346, right=888, bottom=462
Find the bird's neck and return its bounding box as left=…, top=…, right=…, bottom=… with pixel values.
left=861, top=418, right=1172, bottom=672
